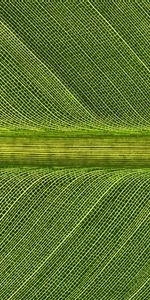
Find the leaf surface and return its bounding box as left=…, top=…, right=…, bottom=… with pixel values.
left=0, top=168, right=150, bottom=300
left=0, top=1, right=150, bottom=132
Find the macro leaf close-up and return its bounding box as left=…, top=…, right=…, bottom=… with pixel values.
left=0, top=1, right=150, bottom=300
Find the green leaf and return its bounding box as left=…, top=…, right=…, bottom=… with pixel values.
left=0, top=2, right=150, bottom=300
left=0, top=168, right=150, bottom=300
left=0, top=0, right=150, bottom=133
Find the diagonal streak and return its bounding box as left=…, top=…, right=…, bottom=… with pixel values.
left=39, top=2, right=149, bottom=123
left=7, top=173, right=127, bottom=300
left=87, top=0, right=150, bottom=73
left=74, top=213, right=149, bottom=300
left=128, top=278, right=150, bottom=300
left=0, top=20, right=94, bottom=121
left=1, top=173, right=49, bottom=221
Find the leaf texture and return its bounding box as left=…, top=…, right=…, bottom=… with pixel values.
left=0, top=135, right=150, bottom=168
left=0, top=2, right=150, bottom=300
left=0, top=0, right=150, bottom=132
left=0, top=168, right=150, bottom=300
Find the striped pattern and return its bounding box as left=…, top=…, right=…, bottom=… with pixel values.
left=0, top=0, right=150, bottom=132
left=1, top=168, right=150, bottom=300
left=0, top=2, right=150, bottom=300
left=0, top=136, right=150, bottom=167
